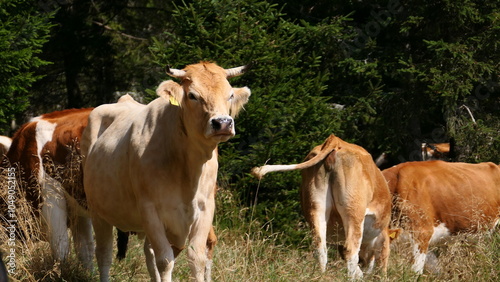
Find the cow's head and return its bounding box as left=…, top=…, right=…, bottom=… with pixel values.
left=156, top=62, right=251, bottom=143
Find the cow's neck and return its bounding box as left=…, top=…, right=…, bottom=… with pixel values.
left=151, top=99, right=219, bottom=172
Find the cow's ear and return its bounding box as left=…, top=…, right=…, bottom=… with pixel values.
left=230, top=87, right=251, bottom=117
left=324, top=150, right=337, bottom=171
left=156, top=80, right=184, bottom=106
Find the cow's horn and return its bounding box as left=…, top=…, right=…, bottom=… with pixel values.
left=225, top=65, right=248, bottom=78
left=166, top=65, right=187, bottom=78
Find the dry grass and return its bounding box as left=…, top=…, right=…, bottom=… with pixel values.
left=1, top=166, right=499, bottom=281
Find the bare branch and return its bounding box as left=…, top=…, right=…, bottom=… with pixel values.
left=92, top=21, right=147, bottom=41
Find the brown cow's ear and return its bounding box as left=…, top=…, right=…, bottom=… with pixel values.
left=324, top=150, right=337, bottom=171
left=230, top=87, right=251, bottom=117
left=156, top=80, right=184, bottom=107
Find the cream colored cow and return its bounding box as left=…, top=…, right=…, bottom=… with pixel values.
left=82, top=62, right=251, bottom=282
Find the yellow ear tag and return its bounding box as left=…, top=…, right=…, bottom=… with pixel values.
left=389, top=232, right=396, bottom=239
left=169, top=96, right=179, bottom=106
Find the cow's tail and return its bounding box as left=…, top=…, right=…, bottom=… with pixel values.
left=251, top=135, right=338, bottom=179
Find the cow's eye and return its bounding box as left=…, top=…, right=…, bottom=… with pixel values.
left=188, top=92, right=198, bottom=101
left=229, top=93, right=234, bottom=101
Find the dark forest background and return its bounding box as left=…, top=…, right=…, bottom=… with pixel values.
left=2, top=0, right=499, bottom=241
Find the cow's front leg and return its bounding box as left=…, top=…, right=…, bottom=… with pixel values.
left=144, top=236, right=161, bottom=281
left=188, top=198, right=215, bottom=282
left=141, top=206, right=175, bottom=282
left=410, top=227, right=432, bottom=274
left=92, top=215, right=114, bottom=282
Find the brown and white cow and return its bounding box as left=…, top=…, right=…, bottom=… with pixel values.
left=5, top=108, right=95, bottom=267
left=81, top=61, right=251, bottom=282
left=4, top=95, right=142, bottom=268
left=251, top=134, right=392, bottom=279
left=382, top=160, right=500, bottom=274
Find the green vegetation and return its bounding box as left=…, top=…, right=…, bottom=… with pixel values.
left=0, top=0, right=53, bottom=133
left=1, top=0, right=499, bottom=280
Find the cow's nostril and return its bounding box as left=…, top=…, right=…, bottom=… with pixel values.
left=211, top=118, right=233, bottom=131
left=212, top=119, right=222, bottom=131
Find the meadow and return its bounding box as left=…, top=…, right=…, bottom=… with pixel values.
left=1, top=174, right=499, bottom=282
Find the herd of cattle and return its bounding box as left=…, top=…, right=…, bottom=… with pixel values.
left=0, top=61, right=499, bottom=281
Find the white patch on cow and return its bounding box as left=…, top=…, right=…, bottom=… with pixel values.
left=0, top=135, right=12, bottom=149
left=411, top=243, right=426, bottom=274
left=347, top=253, right=363, bottom=279
left=35, top=120, right=57, bottom=180
left=35, top=120, right=70, bottom=261
left=429, top=223, right=450, bottom=245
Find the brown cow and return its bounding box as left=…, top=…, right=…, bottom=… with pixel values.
left=252, top=134, right=392, bottom=279
left=383, top=160, right=500, bottom=273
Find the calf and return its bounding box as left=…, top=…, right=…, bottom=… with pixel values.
left=252, top=134, right=392, bottom=279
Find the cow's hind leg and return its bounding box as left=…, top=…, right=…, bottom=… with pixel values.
left=116, top=229, right=130, bottom=260
left=342, top=220, right=364, bottom=279
left=70, top=215, right=94, bottom=270
left=335, top=199, right=365, bottom=279
left=308, top=206, right=330, bottom=273
left=93, top=215, right=114, bottom=282
left=41, top=177, right=69, bottom=262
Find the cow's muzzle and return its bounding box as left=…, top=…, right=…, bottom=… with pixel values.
left=207, top=116, right=235, bottom=141
left=211, top=117, right=233, bottom=132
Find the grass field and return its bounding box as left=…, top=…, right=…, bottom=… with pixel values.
left=1, top=175, right=499, bottom=281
